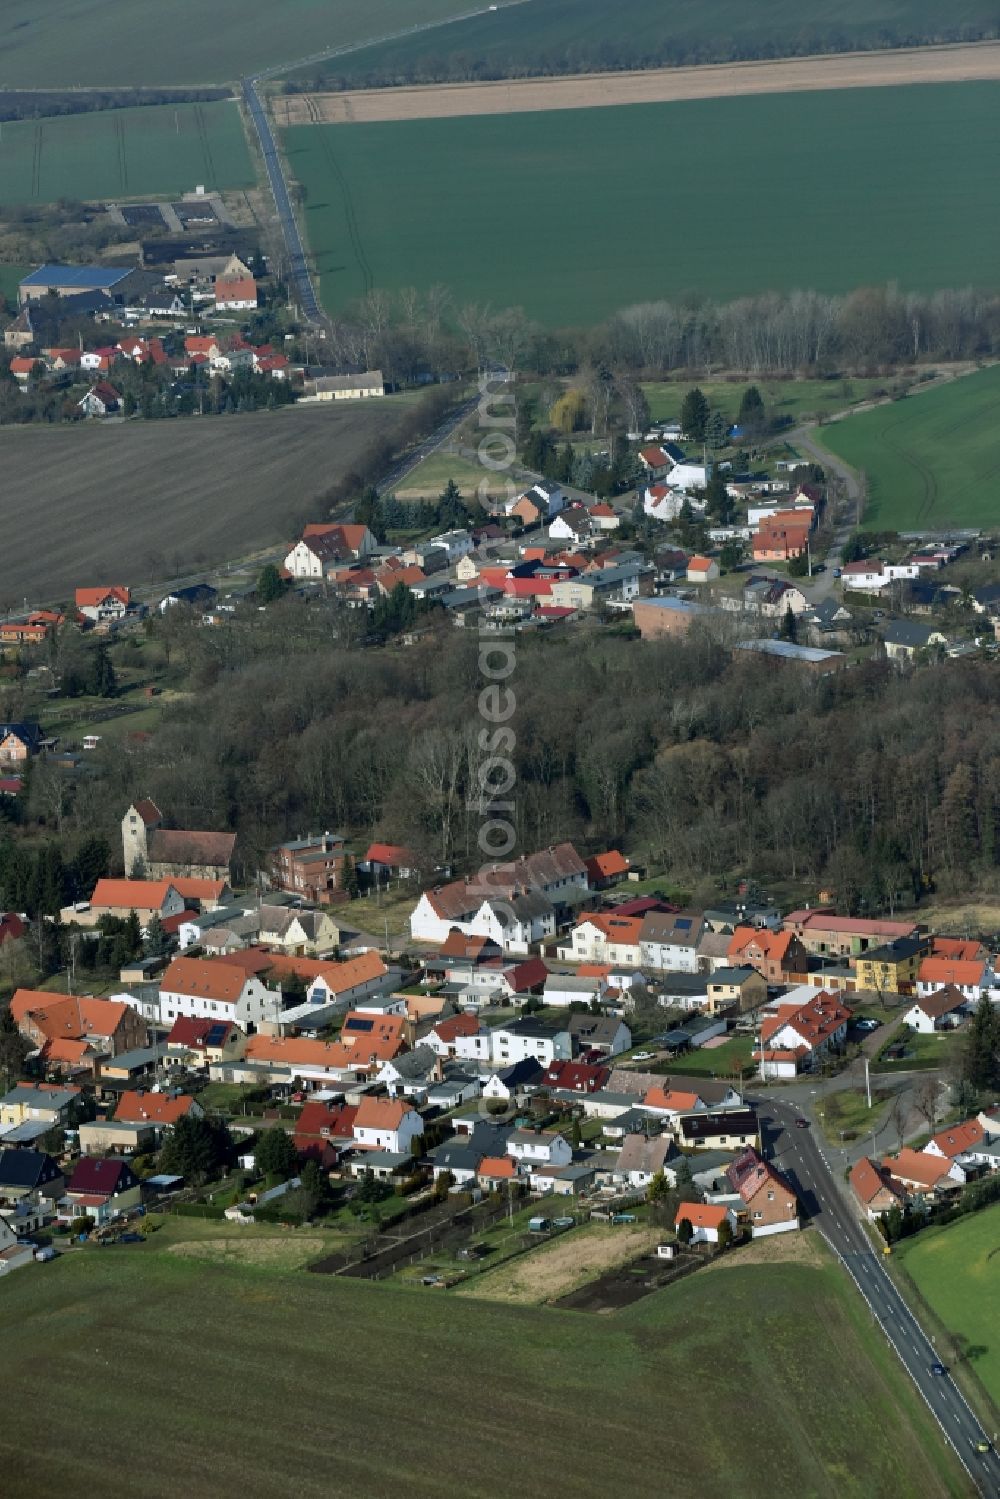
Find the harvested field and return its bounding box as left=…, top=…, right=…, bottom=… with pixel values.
left=456, top=1223, right=660, bottom=1304
left=278, top=42, right=1000, bottom=123
left=0, top=399, right=421, bottom=605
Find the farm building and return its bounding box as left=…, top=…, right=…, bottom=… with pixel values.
left=313, top=371, right=385, bottom=401
left=18, top=264, right=134, bottom=304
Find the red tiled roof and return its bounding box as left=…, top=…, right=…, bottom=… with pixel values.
left=431, top=1013, right=482, bottom=1043
left=929, top=1119, right=984, bottom=1158
left=585, top=850, right=629, bottom=881
left=675, top=1201, right=728, bottom=1229
left=115, top=1091, right=197, bottom=1126
left=917, top=957, right=985, bottom=987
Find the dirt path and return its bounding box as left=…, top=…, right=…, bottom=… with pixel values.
left=278, top=41, right=1000, bottom=125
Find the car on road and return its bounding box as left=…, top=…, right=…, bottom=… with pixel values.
left=855, top=1017, right=880, bottom=1031
left=832, top=567, right=842, bottom=578
left=631, top=1051, right=655, bottom=1062
left=930, top=1362, right=949, bottom=1376
left=975, top=1440, right=991, bottom=1453
left=794, top=1117, right=809, bottom=1129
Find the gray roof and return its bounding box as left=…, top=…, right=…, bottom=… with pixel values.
left=101, top=1046, right=161, bottom=1070
left=882, top=619, right=939, bottom=649
left=385, top=1044, right=438, bottom=1080
left=735, top=639, right=844, bottom=664
left=1, top=1083, right=78, bottom=1111
left=616, top=1133, right=678, bottom=1175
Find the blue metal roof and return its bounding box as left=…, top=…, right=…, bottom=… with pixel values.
left=20, top=264, right=132, bottom=290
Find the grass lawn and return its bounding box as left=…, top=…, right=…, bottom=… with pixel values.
left=897, top=1202, right=1000, bottom=1409
left=344, top=883, right=418, bottom=942
left=0, top=102, right=254, bottom=204
left=0, top=1238, right=968, bottom=1497
left=0, top=261, right=31, bottom=310
left=394, top=450, right=517, bottom=499
left=815, top=1086, right=893, bottom=1145
left=657, top=1033, right=755, bottom=1078
left=642, top=376, right=888, bottom=429
left=0, top=0, right=475, bottom=88
left=287, top=83, right=1000, bottom=323
left=812, top=364, right=1000, bottom=531
left=872, top=1025, right=962, bottom=1073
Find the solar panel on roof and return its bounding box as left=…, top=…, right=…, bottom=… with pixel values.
left=344, top=1016, right=373, bottom=1032
left=674, top=918, right=692, bottom=929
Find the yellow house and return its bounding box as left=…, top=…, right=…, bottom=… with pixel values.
left=855, top=937, right=929, bottom=996
left=0, top=1081, right=81, bottom=1128
left=706, top=966, right=768, bottom=1014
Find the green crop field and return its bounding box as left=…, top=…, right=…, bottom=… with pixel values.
left=897, top=1203, right=1000, bottom=1407
left=643, top=378, right=890, bottom=428
left=0, top=102, right=254, bottom=204
left=0, top=0, right=476, bottom=89
left=308, top=0, right=1000, bottom=86
left=0, top=1238, right=967, bottom=1498
left=285, top=82, right=1000, bottom=325
left=812, top=366, right=1000, bottom=530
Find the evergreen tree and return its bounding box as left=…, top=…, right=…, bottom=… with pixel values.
left=963, top=995, right=1000, bottom=1091
left=738, top=385, right=767, bottom=436
left=254, top=1125, right=299, bottom=1180
left=341, top=854, right=360, bottom=899
left=705, top=409, right=727, bottom=450
left=680, top=387, right=709, bottom=442
left=704, top=470, right=733, bottom=524
left=256, top=564, right=286, bottom=604
left=159, top=1115, right=234, bottom=1184
left=124, top=908, right=142, bottom=960
left=354, top=485, right=386, bottom=543
left=71, top=835, right=110, bottom=898
left=144, top=913, right=166, bottom=959
left=779, top=605, right=798, bottom=642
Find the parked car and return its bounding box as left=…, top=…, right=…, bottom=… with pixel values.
left=631, top=1050, right=655, bottom=1062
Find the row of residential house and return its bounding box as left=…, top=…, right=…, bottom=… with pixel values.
left=851, top=1111, right=1000, bottom=1221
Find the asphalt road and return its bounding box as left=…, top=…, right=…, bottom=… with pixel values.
left=759, top=1096, right=1000, bottom=1495
left=377, top=393, right=480, bottom=494
left=243, top=76, right=324, bottom=326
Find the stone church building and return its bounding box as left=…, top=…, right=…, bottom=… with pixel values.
left=123, top=799, right=236, bottom=882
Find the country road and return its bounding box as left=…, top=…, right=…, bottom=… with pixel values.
left=759, top=1097, right=1000, bottom=1495
left=242, top=2, right=534, bottom=327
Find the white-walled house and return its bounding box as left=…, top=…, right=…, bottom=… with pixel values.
left=560, top=914, right=643, bottom=967
left=903, top=986, right=976, bottom=1034
left=157, top=956, right=281, bottom=1032
left=756, top=992, right=852, bottom=1080
left=839, top=559, right=919, bottom=593
left=352, top=1096, right=423, bottom=1154
left=428, top=530, right=475, bottom=563
left=639, top=912, right=704, bottom=973
left=506, top=1129, right=572, bottom=1168
left=409, top=843, right=588, bottom=945
left=455, top=1018, right=572, bottom=1068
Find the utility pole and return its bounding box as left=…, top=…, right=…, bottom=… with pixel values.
left=863, top=1054, right=872, bottom=1111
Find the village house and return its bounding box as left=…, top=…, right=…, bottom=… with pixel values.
left=409, top=842, right=588, bottom=946
left=638, top=910, right=704, bottom=972
left=268, top=832, right=347, bottom=903
left=77, top=382, right=122, bottom=417
left=76, top=586, right=130, bottom=623
left=706, top=966, right=767, bottom=1014
left=675, top=1201, right=737, bottom=1245
left=915, top=956, right=989, bottom=1003
left=854, top=935, right=930, bottom=996
left=756, top=992, right=852, bottom=1079
left=678, top=1109, right=759, bottom=1151
left=0, top=1081, right=81, bottom=1130
left=686, top=555, right=719, bottom=584
left=352, top=1096, right=423, bottom=1154
left=849, top=1157, right=909, bottom=1221
left=114, top=1089, right=204, bottom=1139
left=164, top=1016, right=245, bottom=1071
left=214, top=276, right=258, bottom=310
left=0, top=1149, right=65, bottom=1206
left=256, top=904, right=341, bottom=957
left=359, top=843, right=421, bottom=883
left=0, top=721, right=43, bottom=765
left=727, top=926, right=807, bottom=985
left=87, top=878, right=186, bottom=925
left=156, top=955, right=282, bottom=1032
left=62, top=1157, right=142, bottom=1224
left=10, top=990, right=146, bottom=1061
left=506, top=1127, right=572, bottom=1170
left=901, top=984, right=976, bottom=1034
left=882, top=1148, right=965, bottom=1200
left=726, top=1147, right=798, bottom=1236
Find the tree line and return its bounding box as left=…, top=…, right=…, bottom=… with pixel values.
left=326, top=284, right=1000, bottom=392
left=14, top=614, right=1000, bottom=931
